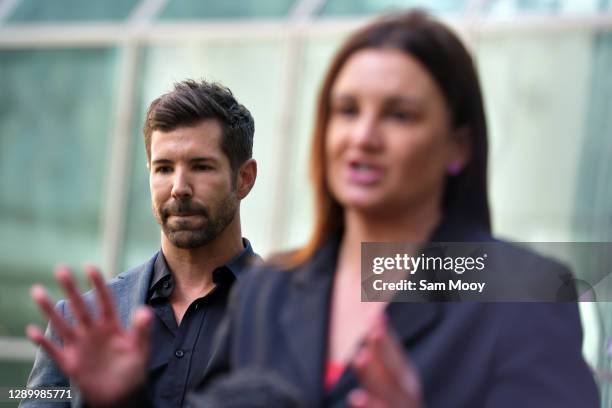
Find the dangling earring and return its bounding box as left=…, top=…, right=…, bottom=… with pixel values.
left=447, top=162, right=461, bottom=176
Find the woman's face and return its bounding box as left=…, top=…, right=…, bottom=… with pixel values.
left=325, top=48, right=468, bottom=216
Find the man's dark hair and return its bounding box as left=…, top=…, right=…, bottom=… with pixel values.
left=143, top=79, right=254, bottom=173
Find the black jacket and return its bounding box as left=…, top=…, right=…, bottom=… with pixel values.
left=197, top=221, right=599, bottom=407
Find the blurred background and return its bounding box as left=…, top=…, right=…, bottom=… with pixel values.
left=0, top=0, right=611, bottom=404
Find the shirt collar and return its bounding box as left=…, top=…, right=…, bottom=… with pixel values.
left=225, top=237, right=257, bottom=279
left=148, top=238, right=258, bottom=300
left=148, top=252, right=173, bottom=301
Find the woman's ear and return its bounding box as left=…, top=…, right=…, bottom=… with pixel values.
left=447, top=126, right=472, bottom=175
left=236, top=159, right=257, bottom=199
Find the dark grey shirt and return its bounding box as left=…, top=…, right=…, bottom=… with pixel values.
left=146, top=239, right=256, bottom=408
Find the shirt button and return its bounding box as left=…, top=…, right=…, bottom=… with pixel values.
left=163, top=281, right=170, bottom=288
left=175, top=350, right=184, bottom=358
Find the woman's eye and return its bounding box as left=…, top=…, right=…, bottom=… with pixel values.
left=332, top=104, right=358, bottom=117
left=389, top=110, right=413, bottom=121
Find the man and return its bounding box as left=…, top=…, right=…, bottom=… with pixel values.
left=22, top=79, right=258, bottom=408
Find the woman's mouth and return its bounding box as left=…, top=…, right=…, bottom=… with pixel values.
left=346, top=160, right=384, bottom=185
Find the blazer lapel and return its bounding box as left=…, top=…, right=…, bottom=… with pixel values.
left=275, top=225, right=448, bottom=402
left=327, top=215, right=487, bottom=402
left=279, top=236, right=340, bottom=403
left=114, top=252, right=158, bottom=328
left=386, top=302, right=442, bottom=346
left=379, top=213, right=485, bottom=344
left=326, top=297, right=442, bottom=404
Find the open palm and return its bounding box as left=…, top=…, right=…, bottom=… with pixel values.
left=27, top=265, right=152, bottom=406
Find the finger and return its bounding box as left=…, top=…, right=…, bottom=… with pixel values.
left=352, top=346, right=395, bottom=401
left=132, top=306, right=153, bottom=355
left=55, top=265, right=92, bottom=327
left=348, top=389, right=369, bottom=408
left=374, top=317, right=421, bottom=397
left=354, top=321, right=416, bottom=405
left=348, top=389, right=386, bottom=408
left=366, top=327, right=404, bottom=406
left=85, top=265, right=119, bottom=326
left=366, top=318, right=422, bottom=407
left=30, top=285, right=75, bottom=342
left=26, top=324, right=67, bottom=371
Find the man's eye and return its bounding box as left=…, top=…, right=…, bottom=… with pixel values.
left=194, top=165, right=212, bottom=171
left=155, top=166, right=172, bottom=174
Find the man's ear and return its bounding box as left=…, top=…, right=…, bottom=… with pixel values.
left=447, top=126, right=472, bottom=173
left=236, top=159, right=257, bottom=199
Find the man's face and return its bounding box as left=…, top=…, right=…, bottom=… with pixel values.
left=149, top=120, right=238, bottom=249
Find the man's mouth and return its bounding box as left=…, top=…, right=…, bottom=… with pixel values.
left=169, top=213, right=203, bottom=217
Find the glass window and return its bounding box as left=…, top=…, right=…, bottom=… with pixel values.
left=279, top=36, right=344, bottom=251
left=573, top=31, right=612, bottom=243
left=6, top=0, right=139, bottom=23
left=159, top=0, right=296, bottom=20
left=319, top=0, right=469, bottom=17
left=483, top=0, right=602, bottom=16
left=0, top=48, right=118, bottom=337
left=475, top=31, right=593, bottom=242
left=0, top=361, right=32, bottom=388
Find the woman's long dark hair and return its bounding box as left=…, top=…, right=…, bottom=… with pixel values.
left=289, top=10, right=491, bottom=266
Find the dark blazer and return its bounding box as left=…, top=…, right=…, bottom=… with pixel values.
left=199, top=222, right=599, bottom=407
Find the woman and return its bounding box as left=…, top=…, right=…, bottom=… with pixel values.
left=199, top=10, right=599, bottom=408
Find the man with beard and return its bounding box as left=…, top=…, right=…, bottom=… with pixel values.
left=22, top=80, right=258, bottom=408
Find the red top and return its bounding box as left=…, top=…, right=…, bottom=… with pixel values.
left=324, top=361, right=345, bottom=391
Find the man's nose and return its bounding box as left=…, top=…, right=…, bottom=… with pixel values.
left=171, top=168, right=193, bottom=199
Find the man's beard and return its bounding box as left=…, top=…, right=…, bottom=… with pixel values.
left=154, top=193, right=238, bottom=249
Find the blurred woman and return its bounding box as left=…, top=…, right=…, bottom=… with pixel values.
left=200, top=10, right=598, bottom=408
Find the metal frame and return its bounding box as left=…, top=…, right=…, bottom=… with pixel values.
left=1, top=13, right=612, bottom=47
left=129, top=0, right=170, bottom=24
left=99, top=43, right=141, bottom=279
left=0, top=337, right=37, bottom=362
left=289, top=0, right=327, bottom=20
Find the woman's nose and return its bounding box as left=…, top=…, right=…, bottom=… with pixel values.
left=350, top=114, right=383, bottom=150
